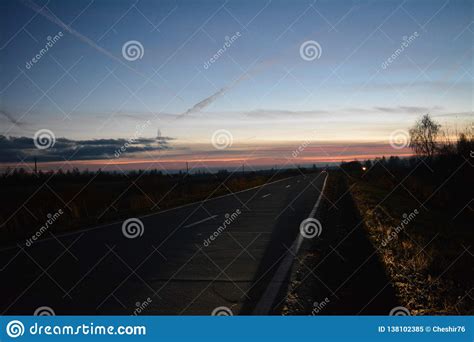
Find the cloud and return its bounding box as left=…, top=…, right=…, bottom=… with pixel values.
left=242, top=109, right=332, bottom=118
left=332, top=106, right=445, bottom=116
left=432, top=111, right=473, bottom=118
left=238, top=106, right=445, bottom=118
left=354, top=80, right=471, bottom=93
left=180, top=74, right=250, bottom=117
left=0, top=135, right=174, bottom=163
left=372, top=106, right=444, bottom=114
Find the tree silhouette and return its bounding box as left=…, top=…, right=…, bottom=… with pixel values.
left=409, top=114, right=440, bottom=158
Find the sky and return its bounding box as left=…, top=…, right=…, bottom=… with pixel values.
left=0, top=0, right=472, bottom=172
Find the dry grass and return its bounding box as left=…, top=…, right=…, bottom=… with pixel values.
left=349, top=178, right=473, bottom=315
left=0, top=171, right=297, bottom=244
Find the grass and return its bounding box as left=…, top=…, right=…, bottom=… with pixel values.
left=348, top=174, right=473, bottom=314
left=0, top=168, right=306, bottom=245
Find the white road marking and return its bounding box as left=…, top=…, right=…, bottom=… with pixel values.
left=183, top=215, right=218, bottom=228
left=285, top=185, right=291, bottom=188
left=0, top=176, right=299, bottom=252
left=261, top=194, right=271, bottom=198
left=253, top=171, right=328, bottom=315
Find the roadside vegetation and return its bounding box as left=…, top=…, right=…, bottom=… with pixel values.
left=342, top=114, right=473, bottom=314
left=283, top=115, right=472, bottom=315
left=283, top=171, right=399, bottom=315
left=0, top=167, right=312, bottom=244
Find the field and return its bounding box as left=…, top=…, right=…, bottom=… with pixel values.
left=344, top=152, right=473, bottom=314
left=0, top=168, right=308, bottom=244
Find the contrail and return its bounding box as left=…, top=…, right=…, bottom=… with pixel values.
left=20, top=0, right=184, bottom=101
left=183, top=87, right=228, bottom=116
left=181, top=75, right=248, bottom=116
left=23, top=0, right=329, bottom=118
left=179, top=22, right=330, bottom=117
left=0, top=109, right=25, bottom=127
left=21, top=0, right=125, bottom=65
left=179, top=63, right=270, bottom=117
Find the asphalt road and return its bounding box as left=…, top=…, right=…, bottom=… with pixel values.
left=0, top=172, right=327, bottom=315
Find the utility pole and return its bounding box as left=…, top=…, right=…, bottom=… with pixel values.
left=186, top=162, right=189, bottom=175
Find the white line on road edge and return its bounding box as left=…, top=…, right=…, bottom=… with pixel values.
left=261, top=194, right=271, bottom=198
left=253, top=171, right=328, bottom=315
left=152, top=175, right=294, bottom=216
left=183, top=215, right=218, bottom=228
left=0, top=176, right=299, bottom=252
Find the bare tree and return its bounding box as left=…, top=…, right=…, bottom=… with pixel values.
left=409, top=114, right=441, bottom=158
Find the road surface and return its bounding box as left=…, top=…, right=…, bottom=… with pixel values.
left=0, top=172, right=327, bottom=315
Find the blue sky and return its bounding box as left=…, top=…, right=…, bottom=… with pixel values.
left=0, top=0, right=472, bottom=169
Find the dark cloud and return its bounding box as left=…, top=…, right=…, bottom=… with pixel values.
left=0, top=135, right=174, bottom=163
